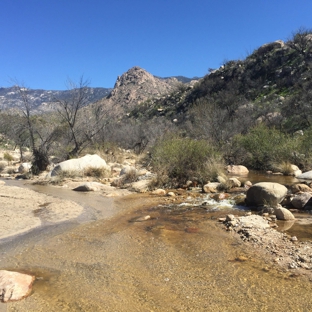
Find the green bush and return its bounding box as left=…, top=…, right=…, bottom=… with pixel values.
left=151, top=134, right=223, bottom=187
left=231, top=124, right=298, bottom=170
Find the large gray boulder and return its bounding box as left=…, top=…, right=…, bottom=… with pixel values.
left=0, top=270, right=35, bottom=302
left=245, top=182, right=288, bottom=208
left=50, top=154, right=110, bottom=177
left=297, top=170, right=312, bottom=180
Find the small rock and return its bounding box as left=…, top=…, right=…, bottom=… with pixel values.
left=152, top=189, right=166, bottom=195
left=291, top=236, right=298, bottom=242
left=167, top=192, right=175, bottom=197
left=226, top=214, right=236, bottom=222
left=0, top=270, right=35, bottom=302
left=235, top=255, right=248, bottom=262
left=133, top=215, right=151, bottom=222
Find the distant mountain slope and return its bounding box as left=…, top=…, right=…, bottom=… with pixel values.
left=0, top=68, right=197, bottom=115
left=0, top=86, right=112, bottom=113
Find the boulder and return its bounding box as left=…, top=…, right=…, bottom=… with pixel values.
left=0, top=270, right=35, bottom=302
left=289, top=164, right=302, bottom=177
left=291, top=192, right=312, bottom=209
left=18, top=162, right=31, bottom=173
left=50, top=154, right=110, bottom=177
left=290, top=183, right=312, bottom=194
left=274, top=207, right=295, bottom=221
left=245, top=182, right=288, bottom=208
left=226, top=165, right=249, bottom=175
left=297, top=170, right=312, bottom=180
left=203, top=182, right=220, bottom=193
left=228, top=177, right=241, bottom=188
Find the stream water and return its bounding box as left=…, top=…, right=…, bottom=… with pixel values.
left=1, top=176, right=312, bottom=311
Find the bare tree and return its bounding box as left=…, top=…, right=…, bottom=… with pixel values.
left=53, top=76, right=109, bottom=159
left=14, top=84, right=59, bottom=173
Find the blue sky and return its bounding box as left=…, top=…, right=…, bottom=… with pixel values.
left=1, top=0, right=312, bottom=90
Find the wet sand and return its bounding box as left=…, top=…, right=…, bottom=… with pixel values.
left=1, top=185, right=312, bottom=310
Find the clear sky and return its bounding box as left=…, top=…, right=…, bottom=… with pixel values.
left=1, top=0, right=312, bottom=90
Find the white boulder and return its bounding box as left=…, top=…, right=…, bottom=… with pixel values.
left=50, top=154, right=110, bottom=177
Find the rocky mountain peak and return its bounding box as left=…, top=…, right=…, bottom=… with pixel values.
left=114, top=66, right=156, bottom=89
left=104, top=66, right=181, bottom=115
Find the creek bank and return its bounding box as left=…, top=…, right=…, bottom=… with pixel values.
left=219, top=213, right=312, bottom=279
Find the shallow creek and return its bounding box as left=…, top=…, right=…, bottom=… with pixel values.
left=1, top=179, right=312, bottom=311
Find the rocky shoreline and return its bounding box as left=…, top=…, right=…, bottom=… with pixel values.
left=218, top=212, right=312, bottom=281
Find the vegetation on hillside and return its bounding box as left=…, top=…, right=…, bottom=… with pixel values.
left=0, top=28, right=312, bottom=183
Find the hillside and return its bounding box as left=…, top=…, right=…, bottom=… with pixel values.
left=127, top=30, right=312, bottom=134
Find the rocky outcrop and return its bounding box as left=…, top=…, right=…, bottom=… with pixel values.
left=256, top=40, right=285, bottom=55
left=245, top=182, right=288, bottom=208
left=0, top=270, right=35, bottom=302
left=97, top=66, right=180, bottom=117
left=49, top=154, right=110, bottom=177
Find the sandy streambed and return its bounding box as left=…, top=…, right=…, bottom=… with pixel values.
left=0, top=181, right=83, bottom=241
left=1, top=184, right=312, bottom=311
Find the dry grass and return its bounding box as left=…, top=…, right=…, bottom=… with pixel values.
left=273, top=161, right=293, bottom=175
left=84, top=167, right=111, bottom=179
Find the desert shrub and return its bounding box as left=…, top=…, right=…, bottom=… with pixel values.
left=231, top=124, right=298, bottom=170
left=55, top=170, right=83, bottom=179
left=84, top=167, right=111, bottom=179
left=272, top=161, right=293, bottom=175
left=296, top=127, right=312, bottom=170
left=3, top=152, right=14, bottom=165
left=150, top=134, right=223, bottom=187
